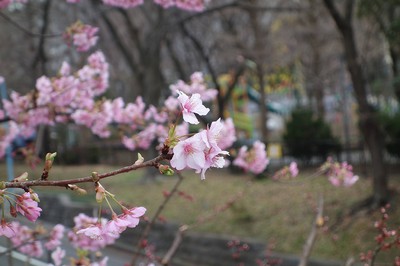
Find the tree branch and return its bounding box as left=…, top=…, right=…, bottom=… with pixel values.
left=130, top=171, right=184, bottom=266
left=180, top=23, right=220, bottom=92
left=298, top=196, right=324, bottom=266
left=100, top=10, right=143, bottom=83
left=0, top=12, right=61, bottom=38
left=323, top=0, right=348, bottom=32
left=160, top=186, right=246, bottom=265
left=31, top=0, right=52, bottom=73
left=4, top=153, right=170, bottom=190
left=178, top=1, right=302, bottom=24
left=344, top=0, right=354, bottom=23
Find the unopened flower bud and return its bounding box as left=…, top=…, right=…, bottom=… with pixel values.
left=44, top=152, right=57, bottom=171
left=29, top=191, right=40, bottom=202
left=9, top=205, right=16, bottom=217
left=91, top=172, right=100, bottom=182
left=0, top=182, right=5, bottom=190
left=14, top=172, right=29, bottom=182
left=95, top=183, right=106, bottom=203
left=166, top=125, right=179, bottom=148
left=159, top=165, right=174, bottom=176
left=134, top=153, right=144, bottom=165
left=45, top=152, right=57, bottom=161
left=67, top=184, right=87, bottom=195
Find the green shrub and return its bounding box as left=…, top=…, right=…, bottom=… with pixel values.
left=283, top=108, right=340, bottom=162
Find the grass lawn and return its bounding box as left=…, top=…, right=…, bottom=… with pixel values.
left=2, top=162, right=399, bottom=263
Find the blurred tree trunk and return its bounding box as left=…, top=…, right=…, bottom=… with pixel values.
left=359, top=0, right=400, bottom=101
left=307, top=0, right=325, bottom=118
left=256, top=64, right=268, bottom=142
left=32, top=0, right=52, bottom=156
left=324, top=0, right=389, bottom=206
left=99, top=6, right=167, bottom=105
left=248, top=0, right=269, bottom=143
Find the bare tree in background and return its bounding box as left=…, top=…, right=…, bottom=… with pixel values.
left=324, top=0, right=389, bottom=207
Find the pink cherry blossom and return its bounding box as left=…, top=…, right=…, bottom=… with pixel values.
left=59, top=61, right=71, bottom=76
left=289, top=162, right=299, bottom=177
left=217, top=118, right=236, bottom=150
left=200, top=143, right=229, bottom=180
left=19, top=240, right=43, bottom=258
left=233, top=140, right=269, bottom=175
left=0, top=121, right=19, bottom=158
left=91, top=257, right=109, bottom=266
left=175, top=0, right=208, bottom=11
left=0, top=0, right=10, bottom=9
left=64, top=21, right=99, bottom=52
left=171, top=123, right=229, bottom=179
left=105, top=214, right=131, bottom=237
left=319, top=158, right=359, bottom=187
left=69, top=214, right=117, bottom=251
left=51, top=247, right=65, bottom=266
left=177, top=90, right=209, bottom=124
left=102, top=0, right=143, bottom=8
left=325, top=160, right=359, bottom=187
left=170, top=133, right=206, bottom=172
left=0, top=219, right=16, bottom=238
left=122, top=136, right=137, bottom=150
left=76, top=223, right=104, bottom=240
left=272, top=161, right=298, bottom=180
left=154, top=0, right=208, bottom=11
left=119, top=206, right=146, bottom=228
left=170, top=72, right=218, bottom=102
left=45, top=224, right=65, bottom=250
left=16, top=192, right=42, bottom=222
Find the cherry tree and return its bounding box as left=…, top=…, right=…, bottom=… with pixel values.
left=0, top=1, right=382, bottom=266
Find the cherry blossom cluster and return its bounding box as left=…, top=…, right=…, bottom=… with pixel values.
left=154, top=0, right=209, bottom=11
left=0, top=0, right=208, bottom=11
left=320, top=157, right=359, bottom=187
left=170, top=117, right=230, bottom=180
left=53, top=183, right=145, bottom=265
left=0, top=121, right=19, bottom=158
left=119, top=74, right=221, bottom=152
left=2, top=51, right=108, bottom=139
left=360, top=205, right=400, bottom=266
left=71, top=181, right=146, bottom=244
left=272, top=162, right=299, bottom=180
left=169, top=72, right=218, bottom=102
left=1, top=216, right=109, bottom=266
left=1, top=53, right=234, bottom=182
left=100, top=0, right=209, bottom=11
left=0, top=191, right=42, bottom=231
left=64, top=21, right=99, bottom=52
left=14, top=223, right=64, bottom=258
left=227, top=239, right=249, bottom=262
left=232, top=140, right=269, bottom=175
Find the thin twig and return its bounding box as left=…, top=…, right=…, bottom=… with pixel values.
left=130, top=171, right=184, bottom=266
left=160, top=184, right=248, bottom=265
left=161, top=225, right=188, bottom=266
left=298, top=195, right=324, bottom=266
left=369, top=237, right=399, bottom=266
left=0, top=12, right=61, bottom=38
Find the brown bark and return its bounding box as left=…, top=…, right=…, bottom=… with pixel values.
left=324, top=0, right=389, bottom=205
